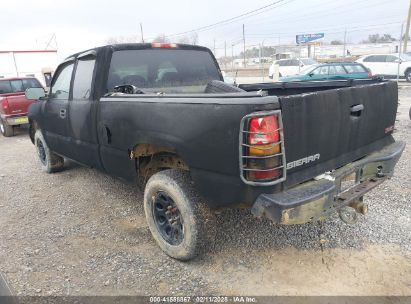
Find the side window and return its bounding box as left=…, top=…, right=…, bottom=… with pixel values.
left=277, top=60, right=287, bottom=66
left=73, top=59, right=96, bottom=99
left=344, top=64, right=367, bottom=73
left=374, top=55, right=387, bottom=62
left=385, top=55, right=398, bottom=62
left=363, top=56, right=375, bottom=62
left=10, top=80, right=24, bottom=92
left=50, top=63, right=74, bottom=99
left=312, top=66, right=328, bottom=75
left=329, top=65, right=346, bottom=75
left=289, top=59, right=300, bottom=66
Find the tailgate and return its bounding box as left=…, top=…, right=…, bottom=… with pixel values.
left=3, top=93, right=31, bottom=116
left=280, top=81, right=398, bottom=187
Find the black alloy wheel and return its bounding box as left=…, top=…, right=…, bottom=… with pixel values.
left=152, top=191, right=184, bottom=245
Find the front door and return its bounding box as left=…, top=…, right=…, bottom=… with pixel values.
left=42, top=62, right=74, bottom=156
left=67, top=54, right=102, bottom=169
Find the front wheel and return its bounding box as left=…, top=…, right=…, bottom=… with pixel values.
left=144, top=169, right=216, bottom=261
left=0, top=118, right=14, bottom=137
left=34, top=130, right=64, bottom=173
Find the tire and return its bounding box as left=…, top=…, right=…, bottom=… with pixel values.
left=34, top=130, right=64, bottom=173
left=0, top=118, right=14, bottom=137
left=144, top=169, right=216, bottom=261
left=406, top=69, right=411, bottom=82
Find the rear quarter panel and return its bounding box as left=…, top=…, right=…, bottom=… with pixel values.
left=98, top=95, right=282, bottom=207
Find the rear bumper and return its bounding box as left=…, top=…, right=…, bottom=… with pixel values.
left=251, top=141, right=406, bottom=224
left=1, top=115, right=29, bottom=126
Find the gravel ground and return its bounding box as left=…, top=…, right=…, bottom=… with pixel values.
left=0, top=86, right=410, bottom=296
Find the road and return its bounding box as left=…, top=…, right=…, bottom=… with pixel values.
left=0, top=87, right=410, bottom=296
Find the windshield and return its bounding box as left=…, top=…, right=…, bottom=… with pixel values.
left=400, top=53, right=411, bottom=61
left=299, top=64, right=319, bottom=75
left=301, top=58, right=317, bottom=65
left=107, top=49, right=221, bottom=93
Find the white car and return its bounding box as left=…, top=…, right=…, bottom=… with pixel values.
left=356, top=53, right=411, bottom=82
left=269, top=58, right=317, bottom=78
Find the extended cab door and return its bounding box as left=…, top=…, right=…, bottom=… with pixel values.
left=66, top=51, right=102, bottom=169
left=42, top=61, right=74, bottom=156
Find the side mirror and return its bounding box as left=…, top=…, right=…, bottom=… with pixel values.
left=308, top=72, right=314, bottom=77
left=394, top=58, right=402, bottom=64
left=25, top=87, right=46, bottom=100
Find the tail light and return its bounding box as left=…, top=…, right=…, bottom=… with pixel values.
left=240, top=111, right=286, bottom=185
left=368, top=69, right=372, bottom=78
left=1, top=98, right=9, bottom=111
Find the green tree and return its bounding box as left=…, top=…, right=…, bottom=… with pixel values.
left=362, top=33, right=396, bottom=43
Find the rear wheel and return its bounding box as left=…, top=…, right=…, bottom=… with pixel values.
left=34, top=130, right=64, bottom=173
left=144, top=169, right=216, bottom=261
left=0, top=118, right=14, bottom=137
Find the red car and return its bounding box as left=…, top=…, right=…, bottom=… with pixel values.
left=0, top=77, right=43, bottom=137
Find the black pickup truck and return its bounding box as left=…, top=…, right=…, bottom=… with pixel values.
left=26, top=43, right=405, bottom=260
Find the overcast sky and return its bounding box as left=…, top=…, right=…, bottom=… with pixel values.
left=0, top=0, right=409, bottom=59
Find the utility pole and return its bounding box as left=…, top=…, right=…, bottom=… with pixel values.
left=398, top=23, right=404, bottom=82
left=231, top=43, right=234, bottom=70
left=343, top=28, right=347, bottom=57
left=404, top=0, right=411, bottom=52
left=140, top=23, right=144, bottom=43
left=224, top=41, right=227, bottom=70
left=242, top=24, right=246, bottom=68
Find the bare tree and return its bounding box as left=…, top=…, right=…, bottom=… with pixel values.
left=177, top=36, right=190, bottom=44
left=190, top=32, right=199, bottom=45
left=152, top=34, right=170, bottom=43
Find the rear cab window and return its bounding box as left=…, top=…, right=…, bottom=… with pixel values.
left=106, top=48, right=221, bottom=94
left=0, top=78, right=42, bottom=94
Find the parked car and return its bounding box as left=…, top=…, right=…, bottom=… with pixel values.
left=356, top=53, right=411, bottom=82
left=268, top=58, right=317, bottom=78
left=0, top=77, right=44, bottom=137
left=26, top=43, right=404, bottom=260
left=279, top=62, right=371, bottom=82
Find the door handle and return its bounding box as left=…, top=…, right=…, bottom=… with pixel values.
left=350, top=104, right=364, bottom=118
left=59, top=109, right=67, bottom=119
left=350, top=104, right=364, bottom=113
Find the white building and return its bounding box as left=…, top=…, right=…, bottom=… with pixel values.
left=0, top=50, right=59, bottom=87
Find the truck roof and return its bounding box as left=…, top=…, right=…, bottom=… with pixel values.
left=65, top=43, right=212, bottom=60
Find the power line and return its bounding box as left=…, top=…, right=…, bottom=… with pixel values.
left=158, top=0, right=294, bottom=39
left=245, top=21, right=403, bottom=38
